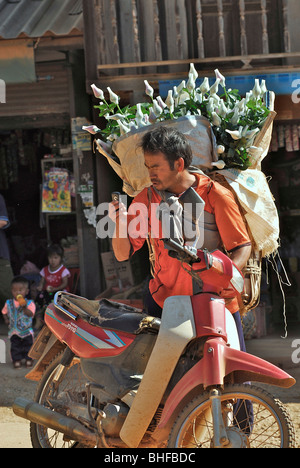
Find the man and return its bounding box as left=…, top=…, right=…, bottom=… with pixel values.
left=0, top=194, right=14, bottom=310
left=109, top=126, right=252, bottom=348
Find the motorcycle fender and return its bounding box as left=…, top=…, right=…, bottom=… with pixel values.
left=155, top=337, right=295, bottom=441
left=119, top=296, right=196, bottom=449
left=26, top=326, right=65, bottom=381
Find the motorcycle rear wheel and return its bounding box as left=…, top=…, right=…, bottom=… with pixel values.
left=168, top=384, right=295, bottom=448
left=30, top=352, right=90, bottom=448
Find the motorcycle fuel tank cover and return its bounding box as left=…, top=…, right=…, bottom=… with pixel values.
left=45, top=305, right=135, bottom=359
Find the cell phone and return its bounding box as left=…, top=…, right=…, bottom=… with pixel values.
left=111, top=191, right=121, bottom=202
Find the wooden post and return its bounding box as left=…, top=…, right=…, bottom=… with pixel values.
left=153, top=0, right=162, bottom=61
left=217, top=0, right=226, bottom=57
left=195, top=0, right=205, bottom=58
left=261, top=0, right=269, bottom=54
left=282, top=0, right=291, bottom=53
left=239, top=0, right=248, bottom=56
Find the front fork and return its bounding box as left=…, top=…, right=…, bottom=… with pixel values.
left=209, top=388, right=231, bottom=448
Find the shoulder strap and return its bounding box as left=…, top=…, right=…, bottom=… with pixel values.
left=146, top=188, right=156, bottom=278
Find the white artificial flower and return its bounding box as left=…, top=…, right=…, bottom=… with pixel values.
left=230, top=107, right=240, bottom=125
left=260, top=80, right=267, bottom=95
left=156, top=95, right=167, bottom=109
left=252, top=79, right=261, bottom=99
left=107, top=132, right=119, bottom=142
left=187, top=73, right=196, bottom=92
left=129, top=121, right=138, bottom=131
left=189, top=63, right=198, bottom=81
left=245, top=127, right=260, bottom=140
left=210, top=78, right=220, bottom=96
left=206, top=97, right=215, bottom=114
left=149, top=107, right=158, bottom=124
left=245, top=91, right=253, bottom=102
left=236, top=98, right=246, bottom=113
left=195, top=92, right=203, bottom=104
left=117, top=120, right=130, bottom=135
left=199, top=77, right=210, bottom=94
left=214, top=69, right=226, bottom=87
left=91, top=84, right=104, bottom=100
left=106, top=113, right=128, bottom=121
left=96, top=138, right=112, bottom=153
left=177, top=80, right=186, bottom=94
left=211, top=160, right=226, bottom=169
left=218, top=100, right=228, bottom=118
left=226, top=127, right=243, bottom=140
left=144, top=80, right=154, bottom=98
left=178, top=91, right=190, bottom=105
left=82, top=125, right=101, bottom=135
left=153, top=99, right=163, bottom=117
left=135, top=103, right=145, bottom=126
left=211, top=112, right=222, bottom=126
left=107, top=87, right=120, bottom=105
left=165, top=90, right=174, bottom=113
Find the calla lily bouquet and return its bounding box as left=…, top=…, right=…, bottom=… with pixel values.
left=84, top=64, right=271, bottom=170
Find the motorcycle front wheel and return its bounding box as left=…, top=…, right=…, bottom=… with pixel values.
left=30, top=352, right=89, bottom=448
left=168, top=384, right=295, bottom=448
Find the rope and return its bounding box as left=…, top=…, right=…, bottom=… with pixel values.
left=266, top=250, right=291, bottom=339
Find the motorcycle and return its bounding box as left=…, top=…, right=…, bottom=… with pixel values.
left=13, top=239, right=296, bottom=448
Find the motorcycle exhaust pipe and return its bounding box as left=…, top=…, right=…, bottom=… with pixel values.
left=13, top=397, right=97, bottom=447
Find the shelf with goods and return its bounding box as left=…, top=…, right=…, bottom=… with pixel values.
left=262, top=120, right=300, bottom=325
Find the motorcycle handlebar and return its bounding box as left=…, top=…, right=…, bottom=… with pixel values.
left=163, top=238, right=199, bottom=262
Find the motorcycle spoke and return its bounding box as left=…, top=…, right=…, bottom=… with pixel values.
left=34, top=357, right=87, bottom=448
left=169, top=384, right=295, bottom=448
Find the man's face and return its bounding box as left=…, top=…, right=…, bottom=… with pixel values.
left=144, top=151, right=180, bottom=192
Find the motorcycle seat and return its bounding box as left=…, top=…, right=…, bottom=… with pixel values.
left=57, top=293, right=160, bottom=335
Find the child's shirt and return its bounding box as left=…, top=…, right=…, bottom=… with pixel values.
left=2, top=299, right=36, bottom=338
left=40, top=264, right=71, bottom=292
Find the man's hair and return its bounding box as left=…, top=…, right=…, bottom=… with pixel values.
left=47, top=243, right=64, bottom=258
left=11, top=276, right=30, bottom=289
left=140, top=126, right=193, bottom=169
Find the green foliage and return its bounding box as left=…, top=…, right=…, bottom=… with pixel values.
left=89, top=66, right=270, bottom=171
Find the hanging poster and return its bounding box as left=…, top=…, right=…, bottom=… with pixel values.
left=42, top=167, right=71, bottom=213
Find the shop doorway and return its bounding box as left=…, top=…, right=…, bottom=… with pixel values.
left=0, top=126, right=76, bottom=277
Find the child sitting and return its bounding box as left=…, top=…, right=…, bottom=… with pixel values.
left=36, top=244, right=71, bottom=307
left=1, top=276, right=36, bottom=368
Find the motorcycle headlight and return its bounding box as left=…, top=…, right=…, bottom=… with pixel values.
left=230, top=265, right=244, bottom=293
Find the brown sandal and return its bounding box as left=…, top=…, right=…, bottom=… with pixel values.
left=26, top=360, right=33, bottom=368
left=13, top=361, right=21, bottom=369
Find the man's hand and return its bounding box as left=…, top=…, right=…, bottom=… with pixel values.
left=108, top=200, right=131, bottom=262
left=108, top=199, right=127, bottom=224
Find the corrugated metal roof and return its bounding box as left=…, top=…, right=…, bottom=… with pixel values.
left=0, top=0, right=83, bottom=39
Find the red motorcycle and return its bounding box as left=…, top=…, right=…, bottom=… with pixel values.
left=13, top=239, right=295, bottom=448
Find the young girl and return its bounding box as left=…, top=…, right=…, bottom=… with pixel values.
left=37, top=244, right=71, bottom=306
left=1, top=276, right=36, bottom=368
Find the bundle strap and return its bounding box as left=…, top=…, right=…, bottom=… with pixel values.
left=146, top=187, right=156, bottom=278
